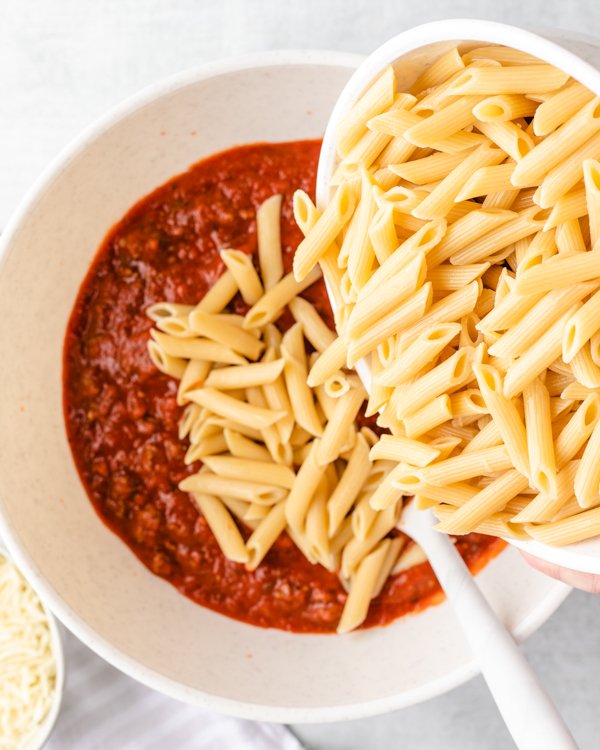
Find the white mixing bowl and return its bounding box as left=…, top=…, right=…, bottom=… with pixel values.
left=0, top=45, right=575, bottom=722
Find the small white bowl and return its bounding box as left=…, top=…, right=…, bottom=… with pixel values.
left=0, top=546, right=64, bottom=750
left=0, top=48, right=573, bottom=722
left=317, top=20, right=600, bottom=577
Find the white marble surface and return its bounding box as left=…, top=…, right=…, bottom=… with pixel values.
left=3, top=1, right=600, bottom=748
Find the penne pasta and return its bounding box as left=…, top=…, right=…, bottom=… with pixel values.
left=256, top=194, right=283, bottom=290
left=192, top=493, right=249, bottom=563
left=448, top=64, right=569, bottom=96
left=244, top=267, right=322, bottom=329
left=220, top=249, right=264, bottom=306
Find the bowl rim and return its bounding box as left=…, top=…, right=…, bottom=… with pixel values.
left=0, top=43, right=571, bottom=724
left=0, top=545, right=65, bottom=750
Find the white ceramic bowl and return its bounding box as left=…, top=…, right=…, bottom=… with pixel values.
left=0, top=546, right=64, bottom=749
left=0, top=48, right=572, bottom=723
left=317, top=20, right=600, bottom=578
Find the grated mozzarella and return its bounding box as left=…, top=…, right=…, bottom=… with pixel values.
left=0, top=554, right=56, bottom=749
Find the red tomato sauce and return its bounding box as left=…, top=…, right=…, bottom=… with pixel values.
left=63, top=141, right=505, bottom=633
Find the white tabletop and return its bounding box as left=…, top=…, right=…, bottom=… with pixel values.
left=3, top=1, right=600, bottom=748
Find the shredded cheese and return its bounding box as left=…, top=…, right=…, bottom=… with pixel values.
left=0, top=553, right=56, bottom=749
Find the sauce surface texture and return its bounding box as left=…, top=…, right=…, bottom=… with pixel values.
left=63, top=141, right=504, bottom=633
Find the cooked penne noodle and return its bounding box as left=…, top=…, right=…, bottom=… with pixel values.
left=504, top=306, right=581, bottom=398
left=244, top=266, right=321, bottom=328
left=537, top=131, right=600, bottom=208
left=396, top=348, right=473, bottom=419
left=203, top=359, right=284, bottom=389
left=411, top=47, right=465, bottom=93
left=524, top=507, right=600, bottom=546
left=523, top=378, right=557, bottom=495
left=516, top=248, right=600, bottom=295
left=555, top=219, right=587, bottom=255
left=368, top=204, right=399, bottom=263
left=246, top=502, right=287, bottom=570
left=186, top=387, right=284, bottom=430
left=462, top=46, right=544, bottom=66
left=488, top=284, right=595, bottom=359
left=150, top=330, right=246, bottom=365
left=305, top=477, right=330, bottom=564
left=257, top=194, right=283, bottom=290
left=341, top=501, right=400, bottom=578
left=336, top=66, right=397, bottom=158
left=455, top=163, right=515, bottom=202
left=176, top=358, right=211, bottom=405
left=223, top=429, right=272, bottom=462
left=201, top=455, right=295, bottom=489
left=412, top=144, right=505, bottom=220
left=448, top=64, right=569, bottom=96
left=220, top=249, right=264, bottom=305
left=449, top=206, right=548, bottom=265
left=433, top=505, right=527, bottom=539
left=192, top=493, right=249, bottom=563
left=434, top=469, right=529, bottom=534
left=337, top=539, right=391, bottom=634
left=359, top=220, right=445, bottom=298
left=184, top=432, right=228, bottom=463
left=475, top=121, right=534, bottom=162
left=391, top=542, right=428, bottom=574
left=416, top=444, right=512, bottom=487
left=511, top=97, right=600, bottom=187
left=427, top=208, right=516, bottom=266
left=327, top=434, right=371, bottom=535
left=473, top=94, right=537, bottom=122
left=571, top=343, right=600, bottom=388
left=288, top=297, right=336, bottom=352
left=351, top=492, right=378, bottom=542
left=544, top=186, right=587, bottom=230
left=194, top=270, right=239, bottom=314
left=293, top=184, right=356, bottom=281
left=427, top=262, right=489, bottom=291
left=347, top=283, right=432, bottom=365
left=316, top=386, right=365, bottom=465
left=402, top=394, right=453, bottom=439
left=533, top=80, right=595, bottom=136
left=285, top=440, right=326, bottom=535
left=181, top=472, right=286, bottom=504
left=404, top=96, right=485, bottom=148
left=554, top=394, right=600, bottom=468
left=369, top=434, right=440, bottom=466
left=574, top=420, right=600, bottom=507
left=389, top=150, right=467, bottom=184
left=307, top=336, right=349, bottom=388
left=147, top=340, right=187, bottom=379
left=450, top=388, right=488, bottom=419
left=147, top=301, right=194, bottom=321
left=511, top=461, right=579, bottom=522
left=563, top=290, right=600, bottom=362
left=154, top=313, right=194, bottom=338
left=281, top=323, right=323, bottom=437
left=584, top=159, right=600, bottom=248
left=347, top=252, right=426, bottom=337
left=375, top=322, right=461, bottom=387
left=398, top=281, right=480, bottom=347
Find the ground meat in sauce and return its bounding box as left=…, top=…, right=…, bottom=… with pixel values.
left=63, top=140, right=505, bottom=633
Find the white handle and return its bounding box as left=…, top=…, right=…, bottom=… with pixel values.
left=411, top=510, right=577, bottom=750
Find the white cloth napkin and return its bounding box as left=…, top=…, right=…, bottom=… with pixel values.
left=46, top=627, right=304, bottom=750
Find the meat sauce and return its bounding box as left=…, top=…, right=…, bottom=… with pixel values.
left=63, top=140, right=504, bottom=633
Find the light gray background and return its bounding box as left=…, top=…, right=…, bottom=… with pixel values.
left=2, top=1, right=600, bottom=748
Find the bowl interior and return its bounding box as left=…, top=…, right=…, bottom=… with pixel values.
left=0, top=52, right=569, bottom=722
